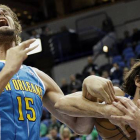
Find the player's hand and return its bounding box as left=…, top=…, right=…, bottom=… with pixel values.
left=82, top=75, right=116, bottom=104
left=111, top=97, right=140, bottom=132
left=104, top=103, right=124, bottom=118
left=5, top=39, right=38, bottom=74
left=109, top=118, right=130, bottom=138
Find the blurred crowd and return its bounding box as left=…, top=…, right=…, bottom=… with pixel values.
left=40, top=113, right=98, bottom=140
left=60, top=56, right=135, bottom=95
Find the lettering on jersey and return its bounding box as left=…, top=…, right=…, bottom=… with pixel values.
left=3, top=82, right=11, bottom=92
left=26, top=82, right=32, bottom=92
left=5, top=82, right=11, bottom=91
left=35, top=85, right=42, bottom=97
left=22, top=80, right=28, bottom=91
left=12, top=80, right=20, bottom=90
left=31, top=83, right=36, bottom=93
left=17, top=80, right=24, bottom=91
left=4, top=80, right=43, bottom=99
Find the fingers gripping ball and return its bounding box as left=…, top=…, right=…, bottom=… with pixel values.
left=95, top=118, right=136, bottom=140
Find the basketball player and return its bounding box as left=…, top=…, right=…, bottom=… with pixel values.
left=110, top=62, right=140, bottom=140
left=0, top=4, right=125, bottom=140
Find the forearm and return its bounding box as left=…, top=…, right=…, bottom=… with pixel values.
left=55, top=96, right=103, bottom=117
left=0, top=64, right=15, bottom=94
left=55, top=93, right=124, bottom=118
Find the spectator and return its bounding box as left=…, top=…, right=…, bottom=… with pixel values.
left=110, top=63, right=122, bottom=81
left=101, top=71, right=110, bottom=79
left=110, top=63, right=117, bottom=74
left=123, top=67, right=129, bottom=76
left=48, top=129, right=61, bottom=140
left=82, top=57, right=98, bottom=78
left=61, top=78, right=69, bottom=95
left=69, top=75, right=81, bottom=93
left=61, top=127, right=72, bottom=140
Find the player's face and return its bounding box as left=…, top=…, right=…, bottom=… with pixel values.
left=0, top=8, right=15, bottom=30
left=0, top=7, right=16, bottom=45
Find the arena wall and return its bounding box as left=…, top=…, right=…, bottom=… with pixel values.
left=47, top=0, right=140, bottom=38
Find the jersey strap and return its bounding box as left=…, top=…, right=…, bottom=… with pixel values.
left=28, top=66, right=46, bottom=94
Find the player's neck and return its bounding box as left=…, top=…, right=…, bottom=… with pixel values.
left=0, top=42, right=15, bottom=60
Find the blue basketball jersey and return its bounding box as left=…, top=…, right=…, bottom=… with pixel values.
left=0, top=61, right=45, bottom=140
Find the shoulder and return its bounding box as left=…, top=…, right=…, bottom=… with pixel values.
left=114, top=86, right=125, bottom=96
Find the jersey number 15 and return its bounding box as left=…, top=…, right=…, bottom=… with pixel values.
left=17, top=96, right=36, bottom=121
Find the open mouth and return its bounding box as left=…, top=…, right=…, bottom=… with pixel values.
left=0, top=18, right=9, bottom=27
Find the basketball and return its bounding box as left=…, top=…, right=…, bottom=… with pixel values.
left=95, top=118, right=136, bottom=140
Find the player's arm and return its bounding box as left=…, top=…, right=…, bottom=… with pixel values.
left=34, top=68, right=94, bottom=135
left=55, top=91, right=124, bottom=118
left=55, top=75, right=125, bottom=118
left=55, top=91, right=108, bottom=117
left=0, top=39, right=37, bottom=94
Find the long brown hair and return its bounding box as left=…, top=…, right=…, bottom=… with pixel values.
left=123, top=62, right=140, bottom=96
